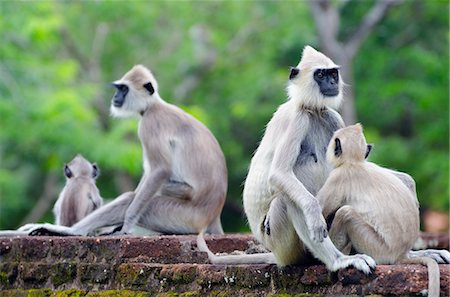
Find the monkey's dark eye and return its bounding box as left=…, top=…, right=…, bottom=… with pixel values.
left=317, top=71, right=324, bottom=79
left=92, top=164, right=100, bottom=178
left=331, top=71, right=338, bottom=79
left=64, top=165, right=73, bottom=178
left=113, top=83, right=128, bottom=92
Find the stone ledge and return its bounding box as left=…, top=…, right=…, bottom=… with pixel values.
left=1, top=235, right=449, bottom=296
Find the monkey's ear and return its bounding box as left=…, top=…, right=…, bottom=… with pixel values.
left=289, top=67, right=300, bottom=80
left=365, top=144, right=373, bottom=159
left=92, top=163, right=100, bottom=179
left=143, top=82, right=155, bottom=95
left=334, top=138, right=342, bottom=157
left=64, top=165, right=73, bottom=178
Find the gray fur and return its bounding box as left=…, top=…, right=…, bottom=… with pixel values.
left=15, top=65, right=227, bottom=237
left=317, top=124, right=444, bottom=297
left=53, top=155, right=103, bottom=227
left=198, top=46, right=376, bottom=274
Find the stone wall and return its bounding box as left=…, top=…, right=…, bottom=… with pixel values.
left=1, top=235, right=449, bottom=296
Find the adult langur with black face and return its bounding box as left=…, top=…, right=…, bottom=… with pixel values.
left=9, top=65, right=227, bottom=237
left=197, top=46, right=450, bottom=273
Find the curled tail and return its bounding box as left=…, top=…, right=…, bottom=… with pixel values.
left=196, top=230, right=277, bottom=265
left=400, top=256, right=440, bottom=297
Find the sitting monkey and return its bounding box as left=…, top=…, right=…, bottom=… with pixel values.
left=53, top=154, right=103, bottom=227
left=317, top=124, right=441, bottom=297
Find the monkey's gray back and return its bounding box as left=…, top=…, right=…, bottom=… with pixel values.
left=140, top=102, right=227, bottom=205
left=243, top=101, right=343, bottom=236
left=54, top=178, right=101, bottom=227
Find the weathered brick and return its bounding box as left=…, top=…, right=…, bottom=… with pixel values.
left=0, top=235, right=448, bottom=296
left=20, top=263, right=51, bottom=288
left=0, top=262, right=19, bottom=289
left=79, top=263, right=113, bottom=285
left=50, top=262, right=77, bottom=288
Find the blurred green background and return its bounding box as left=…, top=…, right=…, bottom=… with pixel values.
left=0, top=0, right=448, bottom=232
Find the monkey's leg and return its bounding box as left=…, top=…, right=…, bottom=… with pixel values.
left=260, top=196, right=302, bottom=265
left=19, top=192, right=135, bottom=236
left=71, top=192, right=135, bottom=235
left=328, top=205, right=396, bottom=264
left=206, top=216, right=224, bottom=235
left=17, top=192, right=134, bottom=236
left=163, top=181, right=225, bottom=235
left=262, top=196, right=375, bottom=273
left=137, top=195, right=216, bottom=235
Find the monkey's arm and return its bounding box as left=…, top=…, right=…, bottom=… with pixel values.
left=268, top=114, right=327, bottom=242
left=316, top=175, right=345, bottom=219
left=120, top=140, right=172, bottom=233
left=120, top=168, right=170, bottom=233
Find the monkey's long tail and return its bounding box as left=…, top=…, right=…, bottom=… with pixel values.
left=400, top=256, right=440, bottom=297
left=196, top=230, right=277, bottom=265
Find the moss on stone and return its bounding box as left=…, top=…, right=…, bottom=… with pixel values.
left=26, top=288, right=53, bottom=297
left=21, top=264, right=51, bottom=286
left=165, top=266, right=197, bottom=284
left=0, top=271, right=9, bottom=286
left=0, top=262, right=18, bottom=287
left=51, top=262, right=77, bottom=287
left=52, top=289, right=87, bottom=297
left=116, top=264, right=154, bottom=288
left=208, top=291, right=228, bottom=297
left=85, top=290, right=151, bottom=296
left=0, top=290, right=27, bottom=297
left=154, top=292, right=200, bottom=297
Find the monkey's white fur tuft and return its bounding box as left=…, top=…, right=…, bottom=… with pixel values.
left=287, top=46, right=343, bottom=110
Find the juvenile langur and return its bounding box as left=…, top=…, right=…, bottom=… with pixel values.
left=317, top=124, right=443, bottom=297
left=53, top=154, right=103, bottom=227
left=16, top=65, right=227, bottom=236
left=197, top=46, right=450, bottom=273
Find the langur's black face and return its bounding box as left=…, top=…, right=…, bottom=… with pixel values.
left=313, top=68, right=339, bottom=97
left=112, top=83, right=129, bottom=107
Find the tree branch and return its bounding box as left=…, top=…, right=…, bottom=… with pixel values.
left=345, top=0, right=402, bottom=58
left=20, top=173, right=59, bottom=225
left=308, top=0, right=342, bottom=55
left=174, top=24, right=217, bottom=102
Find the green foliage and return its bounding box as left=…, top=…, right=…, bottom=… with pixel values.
left=0, top=1, right=448, bottom=231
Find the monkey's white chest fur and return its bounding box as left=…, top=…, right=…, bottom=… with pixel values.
left=243, top=104, right=341, bottom=240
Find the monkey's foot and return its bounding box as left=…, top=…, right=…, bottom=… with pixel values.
left=330, top=254, right=376, bottom=275
left=29, top=227, right=72, bottom=236
left=18, top=223, right=80, bottom=236
left=409, top=249, right=450, bottom=264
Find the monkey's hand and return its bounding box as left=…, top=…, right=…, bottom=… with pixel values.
left=303, top=203, right=328, bottom=243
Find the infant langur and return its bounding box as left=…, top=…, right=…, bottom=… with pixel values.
left=53, top=155, right=103, bottom=227
left=317, top=124, right=440, bottom=297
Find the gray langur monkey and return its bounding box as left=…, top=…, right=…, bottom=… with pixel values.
left=317, top=124, right=444, bottom=297
left=198, top=45, right=375, bottom=273
left=197, top=45, right=450, bottom=273
left=53, top=154, right=103, bottom=227
left=14, top=65, right=227, bottom=236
